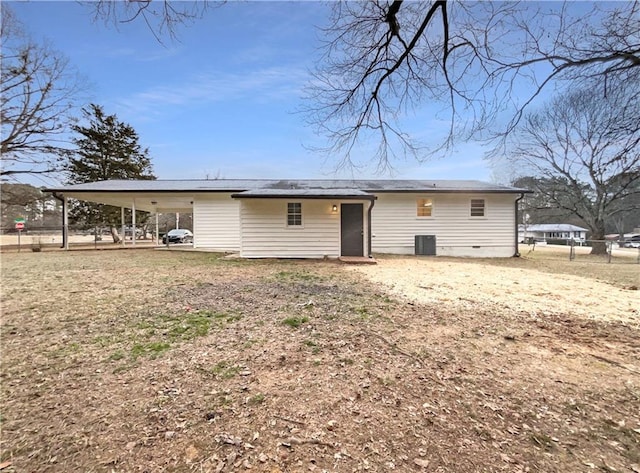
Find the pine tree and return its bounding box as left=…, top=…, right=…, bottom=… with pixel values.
left=66, top=103, right=155, bottom=242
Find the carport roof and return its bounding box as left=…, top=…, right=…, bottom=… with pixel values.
left=47, top=179, right=529, bottom=194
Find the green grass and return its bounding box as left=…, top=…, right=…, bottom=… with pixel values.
left=105, top=310, right=243, bottom=364
left=247, top=393, right=266, bottom=405
left=166, top=311, right=213, bottom=340
left=130, top=341, right=171, bottom=360
left=303, top=339, right=321, bottom=354
left=46, top=342, right=82, bottom=359
left=93, top=335, right=120, bottom=347
left=274, top=270, right=325, bottom=282
left=150, top=309, right=241, bottom=341
left=211, top=361, right=242, bottom=379
left=352, top=306, right=372, bottom=319
left=108, top=350, right=125, bottom=361
left=377, top=375, right=395, bottom=386
left=282, top=316, right=309, bottom=328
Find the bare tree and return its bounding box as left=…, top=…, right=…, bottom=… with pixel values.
left=85, top=1, right=640, bottom=171
left=87, top=1, right=212, bottom=43
left=512, top=176, right=589, bottom=227
left=501, top=77, right=640, bottom=254
left=1, top=6, right=85, bottom=177
left=306, top=1, right=640, bottom=171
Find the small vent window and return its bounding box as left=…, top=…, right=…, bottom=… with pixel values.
left=287, top=202, right=302, bottom=226
left=470, top=199, right=485, bottom=217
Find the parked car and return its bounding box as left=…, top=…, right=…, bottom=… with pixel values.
left=162, top=229, right=193, bottom=244
left=623, top=238, right=640, bottom=248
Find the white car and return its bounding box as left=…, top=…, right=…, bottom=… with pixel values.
left=162, top=229, right=193, bottom=244
left=623, top=239, right=640, bottom=248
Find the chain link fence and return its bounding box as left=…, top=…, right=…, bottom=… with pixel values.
left=0, top=224, right=162, bottom=251
left=520, top=239, right=640, bottom=264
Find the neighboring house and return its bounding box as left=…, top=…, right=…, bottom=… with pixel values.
left=518, top=223, right=588, bottom=243
left=47, top=179, right=529, bottom=258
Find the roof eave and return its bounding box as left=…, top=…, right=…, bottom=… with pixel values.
left=369, top=188, right=532, bottom=194
left=231, top=193, right=376, bottom=200
left=45, top=188, right=247, bottom=194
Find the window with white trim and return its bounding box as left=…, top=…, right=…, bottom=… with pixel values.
left=470, top=199, right=485, bottom=217
left=416, top=198, right=433, bottom=217
left=287, top=202, right=302, bottom=226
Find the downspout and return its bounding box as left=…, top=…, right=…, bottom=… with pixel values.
left=367, top=197, right=376, bottom=258
left=514, top=192, right=525, bottom=257
left=51, top=192, right=67, bottom=249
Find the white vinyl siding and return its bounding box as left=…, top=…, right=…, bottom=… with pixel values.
left=192, top=194, right=240, bottom=250
left=371, top=193, right=516, bottom=257
left=239, top=199, right=342, bottom=258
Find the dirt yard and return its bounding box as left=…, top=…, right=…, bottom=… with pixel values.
left=346, top=254, right=639, bottom=327
left=1, top=250, right=638, bottom=472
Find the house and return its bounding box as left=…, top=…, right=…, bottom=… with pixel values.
left=518, top=223, right=588, bottom=243
left=47, top=179, right=529, bottom=258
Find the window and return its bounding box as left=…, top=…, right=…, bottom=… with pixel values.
left=417, top=198, right=433, bottom=217
left=287, top=202, right=302, bottom=226
left=470, top=199, right=485, bottom=217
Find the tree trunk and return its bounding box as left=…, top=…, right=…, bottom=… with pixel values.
left=110, top=226, right=121, bottom=243
left=139, top=223, right=150, bottom=239
left=589, top=224, right=607, bottom=255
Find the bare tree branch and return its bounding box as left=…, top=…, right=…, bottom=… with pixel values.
left=82, top=0, right=639, bottom=173
left=85, top=1, right=216, bottom=44
left=305, top=1, right=640, bottom=171
left=1, top=5, right=86, bottom=177
left=501, top=76, right=640, bottom=253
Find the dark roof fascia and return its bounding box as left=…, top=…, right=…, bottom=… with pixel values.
left=367, top=188, right=532, bottom=194
left=49, top=187, right=531, bottom=195
left=45, top=180, right=531, bottom=195
left=231, top=193, right=376, bottom=200
left=47, top=188, right=246, bottom=194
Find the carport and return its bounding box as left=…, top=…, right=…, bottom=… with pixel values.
left=48, top=185, right=195, bottom=249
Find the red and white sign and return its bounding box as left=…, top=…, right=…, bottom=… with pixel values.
left=15, top=222, right=25, bottom=230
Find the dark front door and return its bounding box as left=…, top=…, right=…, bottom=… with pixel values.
left=341, top=203, right=364, bottom=256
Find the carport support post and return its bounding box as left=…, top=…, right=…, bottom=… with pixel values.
left=121, top=207, right=125, bottom=246
left=63, top=196, right=69, bottom=250
left=155, top=213, right=159, bottom=246
left=131, top=200, right=136, bottom=247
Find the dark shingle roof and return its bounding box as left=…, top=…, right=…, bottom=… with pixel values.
left=232, top=188, right=375, bottom=199
left=48, top=179, right=528, bottom=194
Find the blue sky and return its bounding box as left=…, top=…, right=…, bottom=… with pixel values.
left=10, top=1, right=502, bottom=184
